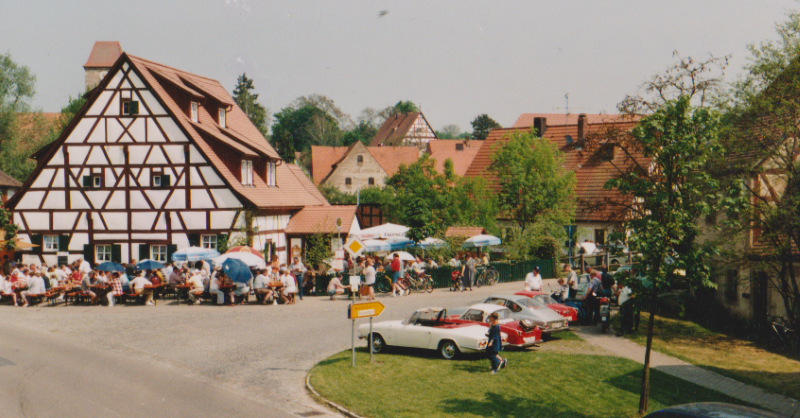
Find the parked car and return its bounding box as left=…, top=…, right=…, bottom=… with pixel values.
left=358, top=307, right=508, bottom=359
left=452, top=295, right=569, bottom=335
left=447, top=303, right=542, bottom=348
left=514, top=291, right=578, bottom=322
left=643, top=402, right=787, bottom=418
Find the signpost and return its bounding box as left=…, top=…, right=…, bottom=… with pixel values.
left=344, top=235, right=366, bottom=258
left=347, top=301, right=386, bottom=366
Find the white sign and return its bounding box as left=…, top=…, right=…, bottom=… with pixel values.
left=344, top=236, right=366, bottom=258
left=334, top=249, right=344, bottom=271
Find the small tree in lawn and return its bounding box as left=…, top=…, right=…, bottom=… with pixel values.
left=608, top=96, right=744, bottom=414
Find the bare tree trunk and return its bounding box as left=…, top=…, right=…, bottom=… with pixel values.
left=638, top=302, right=657, bottom=415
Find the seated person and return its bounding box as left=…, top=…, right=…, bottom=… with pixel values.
left=186, top=270, right=205, bottom=305
left=279, top=268, right=297, bottom=304
left=551, top=278, right=569, bottom=303
left=21, top=273, right=46, bottom=307
left=129, top=272, right=155, bottom=306
left=0, top=273, right=18, bottom=306
left=326, top=275, right=352, bottom=300
left=232, top=281, right=250, bottom=305
left=80, top=271, right=99, bottom=305
left=302, top=269, right=315, bottom=296
left=253, top=269, right=274, bottom=304
left=209, top=272, right=225, bottom=305
left=107, top=272, right=124, bottom=307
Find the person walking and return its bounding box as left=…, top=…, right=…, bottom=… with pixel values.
left=364, top=259, right=376, bottom=301
left=581, top=271, right=603, bottom=325
left=463, top=255, right=476, bottom=291
left=389, top=253, right=403, bottom=297
left=486, top=312, right=506, bottom=374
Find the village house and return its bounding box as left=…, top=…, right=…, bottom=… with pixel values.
left=369, top=112, right=438, bottom=149
left=0, top=169, right=22, bottom=206
left=425, top=139, right=481, bottom=177
left=6, top=45, right=356, bottom=267
left=465, top=113, right=639, bottom=249
left=310, top=142, right=419, bottom=191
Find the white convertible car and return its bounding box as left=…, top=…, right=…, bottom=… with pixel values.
left=358, top=307, right=508, bottom=359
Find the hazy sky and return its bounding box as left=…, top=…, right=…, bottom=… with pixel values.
left=1, top=1, right=797, bottom=131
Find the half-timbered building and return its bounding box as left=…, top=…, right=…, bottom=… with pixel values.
left=7, top=53, right=335, bottom=267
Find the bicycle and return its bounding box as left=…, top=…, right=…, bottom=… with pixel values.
left=406, top=271, right=434, bottom=293
left=375, top=271, right=392, bottom=294
left=770, top=316, right=798, bottom=353
left=450, top=270, right=463, bottom=292
left=474, top=265, right=500, bottom=287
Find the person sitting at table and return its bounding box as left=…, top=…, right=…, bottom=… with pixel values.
left=149, top=270, right=162, bottom=286
left=107, top=272, right=124, bottom=307
left=326, top=275, right=352, bottom=301
left=209, top=270, right=225, bottom=305
left=279, top=268, right=297, bottom=305
left=168, top=267, right=183, bottom=292
left=0, top=272, right=19, bottom=306
left=253, top=269, right=274, bottom=304
left=129, top=272, right=154, bottom=306
left=79, top=271, right=99, bottom=305
left=20, top=271, right=46, bottom=307
left=302, top=268, right=315, bottom=296
left=186, top=270, right=205, bottom=305
left=233, top=279, right=250, bottom=305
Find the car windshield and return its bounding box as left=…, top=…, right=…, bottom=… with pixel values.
left=461, top=309, right=485, bottom=322
left=515, top=298, right=541, bottom=309
left=404, top=312, right=420, bottom=325
left=533, top=294, right=557, bottom=305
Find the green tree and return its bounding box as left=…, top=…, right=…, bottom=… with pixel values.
left=379, top=100, right=419, bottom=118
left=0, top=207, right=18, bottom=250
left=489, top=129, right=576, bottom=235
left=436, top=124, right=461, bottom=139
left=232, top=73, right=269, bottom=136
left=471, top=114, right=502, bottom=140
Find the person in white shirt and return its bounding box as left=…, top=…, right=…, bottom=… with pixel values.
left=253, top=269, right=274, bottom=304
left=186, top=270, right=205, bottom=305
left=427, top=258, right=438, bottom=269
left=363, top=260, right=376, bottom=301
left=200, top=260, right=211, bottom=279
left=448, top=256, right=461, bottom=268
left=21, top=274, right=46, bottom=307
left=78, top=258, right=92, bottom=274
left=524, top=266, right=543, bottom=291
left=279, top=269, right=297, bottom=304
left=0, top=273, right=18, bottom=306
left=129, top=273, right=154, bottom=305
left=551, top=278, right=569, bottom=303
left=209, top=272, right=225, bottom=305
left=54, top=266, right=66, bottom=284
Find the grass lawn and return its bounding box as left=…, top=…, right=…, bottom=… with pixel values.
left=310, top=335, right=751, bottom=418
left=616, top=313, right=800, bottom=400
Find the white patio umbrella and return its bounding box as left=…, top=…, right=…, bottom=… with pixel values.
left=416, top=237, right=447, bottom=249
left=385, top=236, right=414, bottom=250
left=462, top=234, right=502, bottom=248
left=363, top=239, right=392, bottom=252
left=354, top=223, right=409, bottom=240
left=577, top=242, right=598, bottom=255
left=383, top=251, right=416, bottom=262
left=213, top=252, right=267, bottom=269
left=171, top=246, right=220, bottom=261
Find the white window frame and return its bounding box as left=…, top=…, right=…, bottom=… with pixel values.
left=241, top=159, right=253, bottom=186
left=201, top=235, right=217, bottom=250
left=151, top=245, right=168, bottom=263
left=153, top=175, right=162, bottom=187
left=43, top=235, right=59, bottom=252
left=218, top=107, right=226, bottom=128
left=96, top=245, right=112, bottom=262
left=267, top=161, right=276, bottom=186
left=190, top=102, right=199, bottom=123
left=93, top=175, right=102, bottom=188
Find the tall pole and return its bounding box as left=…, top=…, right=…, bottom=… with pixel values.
left=369, top=317, right=374, bottom=363
left=351, top=305, right=356, bottom=367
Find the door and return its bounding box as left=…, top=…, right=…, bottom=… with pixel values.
left=395, top=323, right=433, bottom=348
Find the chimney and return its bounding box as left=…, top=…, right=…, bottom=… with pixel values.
left=533, top=117, right=547, bottom=137
left=577, top=113, right=588, bottom=140
left=83, top=41, right=123, bottom=91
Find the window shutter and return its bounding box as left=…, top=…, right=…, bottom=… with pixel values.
left=167, top=244, right=178, bottom=263
left=83, top=244, right=95, bottom=265
left=139, top=244, right=150, bottom=261
left=217, top=234, right=227, bottom=252
left=58, top=235, right=70, bottom=251
left=31, top=234, right=42, bottom=254
left=160, top=175, right=170, bottom=188
left=187, top=234, right=199, bottom=247
left=82, top=176, right=92, bottom=187
left=111, top=244, right=122, bottom=263
left=129, top=101, right=139, bottom=115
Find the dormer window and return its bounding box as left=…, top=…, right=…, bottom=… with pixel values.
left=356, top=155, right=364, bottom=164
left=456, top=143, right=464, bottom=151
left=218, top=107, right=226, bottom=128
left=266, top=161, right=276, bottom=186
left=241, top=159, right=253, bottom=186
left=121, top=94, right=139, bottom=115
left=190, top=102, right=199, bottom=122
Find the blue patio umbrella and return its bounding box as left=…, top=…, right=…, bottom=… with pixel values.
left=385, top=237, right=414, bottom=251
left=363, top=239, right=391, bottom=252
left=222, top=258, right=253, bottom=284
left=95, top=262, right=126, bottom=272
left=135, top=259, right=165, bottom=270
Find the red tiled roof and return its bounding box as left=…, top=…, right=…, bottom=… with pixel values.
left=311, top=145, right=348, bottom=185
left=0, top=169, right=21, bottom=188
left=285, top=205, right=358, bottom=234
left=465, top=121, right=642, bottom=222
left=426, top=140, right=481, bottom=176
left=445, top=227, right=486, bottom=238
left=370, top=112, right=437, bottom=146
left=126, top=55, right=322, bottom=209
left=287, top=163, right=329, bottom=206
left=367, top=146, right=419, bottom=176
left=512, top=113, right=631, bottom=128
left=83, top=41, right=123, bottom=68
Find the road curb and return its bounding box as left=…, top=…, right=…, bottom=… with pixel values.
left=306, top=368, right=366, bottom=418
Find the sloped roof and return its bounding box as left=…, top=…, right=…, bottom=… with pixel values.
left=465, top=120, right=641, bottom=223
left=426, top=140, right=481, bottom=176
left=370, top=112, right=437, bottom=146
left=286, top=163, right=329, bottom=206
left=285, top=205, right=358, bottom=234
left=0, top=169, right=22, bottom=188
left=83, top=41, right=123, bottom=68
left=445, top=227, right=486, bottom=238
left=512, top=113, right=630, bottom=128
left=311, top=145, right=348, bottom=184
left=367, top=146, right=419, bottom=176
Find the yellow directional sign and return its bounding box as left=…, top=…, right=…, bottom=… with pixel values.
left=344, top=236, right=366, bottom=257
left=349, top=301, right=385, bottom=319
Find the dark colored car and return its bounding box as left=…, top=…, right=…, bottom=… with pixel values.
left=643, top=403, right=788, bottom=418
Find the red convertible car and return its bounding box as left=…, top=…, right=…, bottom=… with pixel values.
left=515, top=291, right=578, bottom=322
left=448, top=303, right=542, bottom=348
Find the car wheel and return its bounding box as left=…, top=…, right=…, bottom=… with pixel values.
left=439, top=340, right=459, bottom=360
left=370, top=333, right=386, bottom=353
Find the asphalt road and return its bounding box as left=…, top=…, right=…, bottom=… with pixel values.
left=0, top=280, right=554, bottom=418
